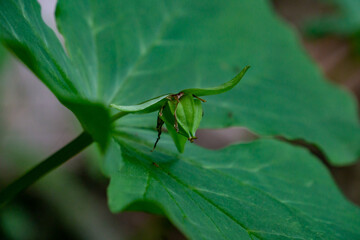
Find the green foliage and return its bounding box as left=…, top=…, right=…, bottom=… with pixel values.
left=0, top=205, right=37, bottom=240
left=306, top=0, right=360, bottom=54
left=0, top=0, right=110, bottom=149
left=1, top=0, right=359, bottom=164
left=59, top=0, right=360, bottom=165
left=307, top=0, right=360, bottom=37
left=107, top=128, right=360, bottom=239
left=0, top=0, right=360, bottom=239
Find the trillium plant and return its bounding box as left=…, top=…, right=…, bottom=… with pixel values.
left=1, top=0, right=360, bottom=239
left=111, top=66, right=249, bottom=152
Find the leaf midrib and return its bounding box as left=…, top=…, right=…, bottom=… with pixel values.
left=116, top=137, right=260, bottom=239
left=116, top=135, right=352, bottom=239
left=130, top=145, right=243, bottom=240
left=107, top=10, right=178, bottom=104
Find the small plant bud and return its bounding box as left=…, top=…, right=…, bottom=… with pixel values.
left=159, top=93, right=203, bottom=152
left=110, top=66, right=250, bottom=152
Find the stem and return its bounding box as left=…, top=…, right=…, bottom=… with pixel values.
left=0, top=132, right=93, bottom=209
left=0, top=111, right=129, bottom=208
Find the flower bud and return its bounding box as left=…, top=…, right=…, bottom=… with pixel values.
left=160, top=93, right=203, bottom=152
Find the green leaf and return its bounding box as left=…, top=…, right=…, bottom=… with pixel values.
left=106, top=128, right=360, bottom=240
left=1, top=0, right=359, bottom=164
left=0, top=0, right=79, bottom=97
left=63, top=99, right=111, bottom=150
left=53, top=0, right=359, bottom=165
left=182, top=66, right=250, bottom=96
left=1, top=1, right=360, bottom=238
left=110, top=95, right=168, bottom=114
left=306, top=0, right=360, bottom=37
left=306, top=0, right=360, bottom=54
left=0, top=0, right=110, bottom=149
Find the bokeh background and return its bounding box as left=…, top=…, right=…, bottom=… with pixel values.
left=0, top=0, right=359, bottom=239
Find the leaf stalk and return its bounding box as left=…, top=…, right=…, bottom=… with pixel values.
left=0, top=111, right=128, bottom=208
left=0, top=132, right=93, bottom=209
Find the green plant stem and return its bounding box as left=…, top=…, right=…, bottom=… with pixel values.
left=0, top=131, right=93, bottom=209
left=0, top=111, right=128, bottom=209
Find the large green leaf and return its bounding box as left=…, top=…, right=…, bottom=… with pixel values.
left=0, top=0, right=359, bottom=163
left=306, top=0, right=360, bottom=54
left=307, top=0, right=360, bottom=37
left=106, top=128, right=360, bottom=240
left=1, top=1, right=360, bottom=238
left=54, top=0, right=360, bottom=165
left=0, top=0, right=111, bottom=149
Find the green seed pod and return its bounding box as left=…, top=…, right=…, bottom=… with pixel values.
left=164, top=122, right=188, bottom=153
left=159, top=93, right=203, bottom=152
left=110, top=66, right=250, bottom=153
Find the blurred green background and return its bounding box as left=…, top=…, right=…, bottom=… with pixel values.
left=0, top=0, right=359, bottom=239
